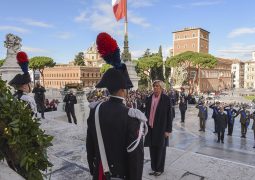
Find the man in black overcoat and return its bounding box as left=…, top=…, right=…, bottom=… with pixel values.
left=32, top=82, right=46, bottom=119
left=216, top=106, right=228, bottom=143
left=179, top=96, right=188, bottom=123
left=86, top=32, right=146, bottom=180
left=144, top=80, right=172, bottom=176
left=63, top=90, right=77, bottom=124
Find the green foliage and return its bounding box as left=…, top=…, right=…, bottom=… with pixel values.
left=0, top=79, right=53, bottom=180
left=100, top=64, right=112, bottom=74
left=165, top=51, right=217, bottom=68
left=74, top=52, right=85, bottom=66
left=0, top=59, right=5, bottom=67
left=29, top=56, right=56, bottom=86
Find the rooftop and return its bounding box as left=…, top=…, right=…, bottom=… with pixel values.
left=173, top=27, right=210, bottom=33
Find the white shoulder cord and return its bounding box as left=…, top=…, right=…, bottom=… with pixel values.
left=127, top=109, right=148, bottom=153
left=95, top=102, right=110, bottom=174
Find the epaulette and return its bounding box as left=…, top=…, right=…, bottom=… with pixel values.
left=128, top=108, right=147, bottom=122
left=88, top=101, right=102, bottom=109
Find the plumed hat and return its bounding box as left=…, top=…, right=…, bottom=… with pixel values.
left=95, top=32, right=133, bottom=91
left=9, top=51, right=31, bottom=87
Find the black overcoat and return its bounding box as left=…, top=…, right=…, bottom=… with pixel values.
left=144, top=93, right=172, bottom=147
left=86, top=97, right=144, bottom=180
left=32, top=86, right=46, bottom=112
left=63, top=94, right=77, bottom=112
left=216, top=113, right=228, bottom=131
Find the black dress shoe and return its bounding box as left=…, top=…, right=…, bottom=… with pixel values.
left=199, top=129, right=202, bottom=131
left=217, top=140, right=220, bottom=143
left=154, top=172, right=163, bottom=176
left=149, top=171, right=155, bottom=175
left=253, top=146, right=255, bottom=148
left=221, top=141, right=224, bottom=143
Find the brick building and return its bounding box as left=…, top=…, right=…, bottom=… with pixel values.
left=171, top=27, right=233, bottom=92
left=43, top=65, right=102, bottom=89
left=173, top=27, right=209, bottom=56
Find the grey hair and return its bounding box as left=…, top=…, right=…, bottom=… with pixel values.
left=152, top=80, right=165, bottom=89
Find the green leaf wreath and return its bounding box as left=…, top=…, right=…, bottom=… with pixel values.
left=0, top=79, right=53, bottom=180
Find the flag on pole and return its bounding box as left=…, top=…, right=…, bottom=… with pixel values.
left=112, top=0, right=126, bottom=21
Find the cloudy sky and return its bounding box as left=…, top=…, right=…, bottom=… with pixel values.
left=0, top=0, right=255, bottom=63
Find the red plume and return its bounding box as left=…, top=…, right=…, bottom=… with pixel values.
left=96, top=32, right=118, bottom=57
left=16, top=51, right=29, bottom=63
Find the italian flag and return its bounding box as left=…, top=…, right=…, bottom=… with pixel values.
left=112, top=0, right=127, bottom=21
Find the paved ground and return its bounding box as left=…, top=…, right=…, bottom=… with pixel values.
left=37, top=94, right=255, bottom=180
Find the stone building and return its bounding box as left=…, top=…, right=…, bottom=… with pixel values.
left=200, top=58, right=232, bottom=92
left=244, top=60, right=255, bottom=89
left=173, top=27, right=209, bottom=56
left=231, top=60, right=245, bottom=88
left=84, top=43, right=104, bottom=67
left=43, top=65, right=102, bottom=89
left=171, top=27, right=233, bottom=92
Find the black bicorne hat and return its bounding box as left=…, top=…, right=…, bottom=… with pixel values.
left=9, top=51, right=31, bottom=87
left=96, top=32, right=133, bottom=91
left=96, top=64, right=133, bottom=91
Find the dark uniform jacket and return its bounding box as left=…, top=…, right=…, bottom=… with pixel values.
left=224, top=108, right=238, bottom=124
left=144, top=93, right=172, bottom=147
left=63, top=94, right=77, bottom=112
left=32, top=86, right=46, bottom=111
left=196, top=105, right=208, bottom=120
left=86, top=97, right=144, bottom=180
left=209, top=104, right=219, bottom=119
left=216, top=112, right=228, bottom=131
left=238, top=109, right=250, bottom=125
left=179, top=97, right=188, bottom=112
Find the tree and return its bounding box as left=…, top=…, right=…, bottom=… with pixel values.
left=158, top=45, right=163, bottom=58
left=74, top=52, right=85, bottom=66
left=100, top=64, right=112, bottom=74
left=166, top=51, right=217, bottom=92
left=0, top=79, right=53, bottom=179
left=136, top=54, right=163, bottom=88
left=29, top=56, right=56, bottom=86
left=0, top=59, right=5, bottom=67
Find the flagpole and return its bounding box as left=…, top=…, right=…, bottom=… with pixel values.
left=124, top=0, right=128, bottom=36
left=122, top=0, right=131, bottom=62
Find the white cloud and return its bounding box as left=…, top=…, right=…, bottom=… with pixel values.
left=129, top=12, right=151, bottom=27
left=228, top=27, right=255, bottom=38
left=191, top=1, right=222, bottom=7
left=55, top=32, right=73, bottom=39
left=74, top=12, right=87, bottom=22
left=22, top=46, right=49, bottom=53
left=128, top=0, right=156, bottom=8
left=74, top=2, right=151, bottom=35
left=217, top=43, right=255, bottom=60
left=20, top=18, right=53, bottom=28
left=0, top=25, right=29, bottom=33
left=173, top=0, right=223, bottom=9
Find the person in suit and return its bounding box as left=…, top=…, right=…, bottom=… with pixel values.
left=251, top=112, right=255, bottom=148
left=224, top=104, right=238, bottom=136
left=196, top=101, right=208, bottom=132
left=238, top=106, right=250, bottom=138
left=179, top=95, right=188, bottom=123
left=86, top=32, right=146, bottom=180
left=144, top=80, right=172, bottom=176
left=169, top=90, right=176, bottom=120
left=209, top=101, right=220, bottom=133
left=63, top=90, right=77, bottom=124
left=216, top=107, right=228, bottom=143
left=32, top=82, right=46, bottom=119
